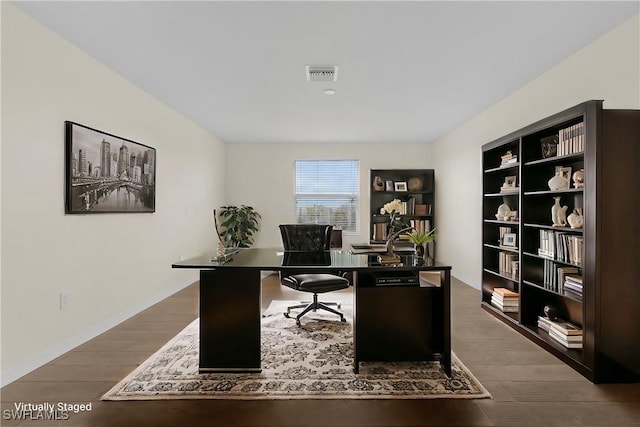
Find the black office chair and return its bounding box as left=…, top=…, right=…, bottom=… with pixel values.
left=279, top=224, right=350, bottom=326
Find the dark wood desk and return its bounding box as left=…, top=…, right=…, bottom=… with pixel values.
left=172, top=248, right=451, bottom=376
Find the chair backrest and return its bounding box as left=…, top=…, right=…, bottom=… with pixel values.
left=279, top=224, right=333, bottom=252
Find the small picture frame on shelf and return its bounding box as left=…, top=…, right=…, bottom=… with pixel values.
left=394, top=181, right=408, bottom=192
left=385, top=180, right=394, bottom=191
left=540, top=134, right=559, bottom=158
left=556, top=166, right=572, bottom=182
left=502, top=233, right=517, bottom=247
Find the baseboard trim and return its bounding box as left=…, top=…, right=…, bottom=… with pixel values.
left=1, top=279, right=196, bottom=388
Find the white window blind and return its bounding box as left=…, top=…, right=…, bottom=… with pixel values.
left=294, top=160, right=359, bottom=233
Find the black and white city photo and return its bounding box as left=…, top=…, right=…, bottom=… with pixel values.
left=65, top=122, right=156, bottom=213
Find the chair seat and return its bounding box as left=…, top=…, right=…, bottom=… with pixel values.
left=283, top=273, right=349, bottom=293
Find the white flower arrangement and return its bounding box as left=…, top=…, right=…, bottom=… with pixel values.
left=380, top=199, right=403, bottom=215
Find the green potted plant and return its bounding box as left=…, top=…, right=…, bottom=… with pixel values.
left=408, top=228, right=436, bottom=259
left=215, top=205, right=261, bottom=248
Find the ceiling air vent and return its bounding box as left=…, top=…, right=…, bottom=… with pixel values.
left=305, top=65, right=339, bottom=82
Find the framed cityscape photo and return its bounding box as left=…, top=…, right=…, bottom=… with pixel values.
left=394, top=181, right=408, bottom=191
left=502, top=233, right=517, bottom=247
left=65, top=121, right=156, bottom=214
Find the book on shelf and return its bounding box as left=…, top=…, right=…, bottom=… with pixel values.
left=414, top=204, right=431, bottom=216
left=492, top=305, right=519, bottom=313
left=493, top=287, right=519, bottom=297
left=563, top=274, right=583, bottom=299
left=548, top=329, right=583, bottom=349
left=372, top=223, right=388, bottom=241
left=549, top=334, right=583, bottom=349
left=498, top=251, right=518, bottom=279
left=563, top=289, right=583, bottom=301
left=548, top=320, right=582, bottom=336
left=492, top=296, right=518, bottom=306
left=409, top=219, right=431, bottom=234
left=491, top=302, right=519, bottom=312
left=548, top=328, right=583, bottom=342
left=557, top=122, right=585, bottom=156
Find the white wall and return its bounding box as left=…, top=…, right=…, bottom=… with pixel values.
left=225, top=143, right=434, bottom=248
left=432, top=14, right=640, bottom=288
left=1, top=4, right=226, bottom=385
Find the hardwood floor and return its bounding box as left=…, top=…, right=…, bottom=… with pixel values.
left=2, top=274, right=639, bottom=427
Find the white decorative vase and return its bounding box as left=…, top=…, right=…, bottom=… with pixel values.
left=548, top=170, right=569, bottom=191
left=551, top=197, right=568, bottom=227
left=495, top=204, right=511, bottom=221
left=567, top=208, right=584, bottom=229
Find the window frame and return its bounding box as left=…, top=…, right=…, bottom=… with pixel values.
left=293, top=159, right=360, bottom=235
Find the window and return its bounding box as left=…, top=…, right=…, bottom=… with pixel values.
left=294, top=160, right=359, bottom=233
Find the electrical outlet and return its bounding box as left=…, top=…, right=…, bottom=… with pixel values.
left=59, top=292, right=70, bottom=310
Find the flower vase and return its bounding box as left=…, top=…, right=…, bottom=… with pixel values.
left=548, top=170, right=569, bottom=191
left=551, top=197, right=568, bottom=227
left=567, top=208, right=584, bottom=229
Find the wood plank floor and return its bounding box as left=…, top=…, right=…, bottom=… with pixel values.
left=2, top=274, right=639, bottom=427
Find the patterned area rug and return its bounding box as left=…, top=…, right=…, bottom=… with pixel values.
left=102, top=301, right=490, bottom=400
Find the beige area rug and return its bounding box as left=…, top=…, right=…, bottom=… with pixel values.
left=102, top=301, right=490, bottom=400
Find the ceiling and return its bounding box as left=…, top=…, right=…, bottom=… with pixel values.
left=12, top=1, right=639, bottom=144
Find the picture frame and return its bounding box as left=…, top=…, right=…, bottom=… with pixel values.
left=65, top=121, right=156, bottom=214
left=556, top=165, right=572, bottom=183
left=540, top=134, right=559, bottom=159
left=394, top=181, right=408, bottom=192
left=502, top=233, right=517, bottom=247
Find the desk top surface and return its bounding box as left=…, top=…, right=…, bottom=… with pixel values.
left=172, top=248, right=451, bottom=271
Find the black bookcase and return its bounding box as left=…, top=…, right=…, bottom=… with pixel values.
left=481, top=100, right=640, bottom=383
left=369, top=169, right=435, bottom=251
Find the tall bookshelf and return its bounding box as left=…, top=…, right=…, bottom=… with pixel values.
left=370, top=169, right=435, bottom=253
left=481, top=100, right=640, bottom=383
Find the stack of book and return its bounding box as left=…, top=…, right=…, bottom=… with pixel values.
left=491, top=288, right=519, bottom=313
left=537, top=316, right=583, bottom=349
left=563, top=274, right=583, bottom=300
left=500, top=151, right=518, bottom=166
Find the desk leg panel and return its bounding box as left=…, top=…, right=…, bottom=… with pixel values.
left=441, top=269, right=451, bottom=377
left=199, top=269, right=261, bottom=372
left=355, top=286, right=441, bottom=363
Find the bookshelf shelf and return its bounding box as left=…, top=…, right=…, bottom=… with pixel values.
left=484, top=162, right=520, bottom=173
left=484, top=243, right=519, bottom=253
left=481, top=100, right=640, bottom=383
left=523, top=188, right=583, bottom=196
left=483, top=268, right=518, bottom=282
left=524, top=152, right=584, bottom=166
left=523, top=223, right=583, bottom=233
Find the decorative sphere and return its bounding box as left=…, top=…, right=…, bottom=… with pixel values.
left=543, top=305, right=558, bottom=321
